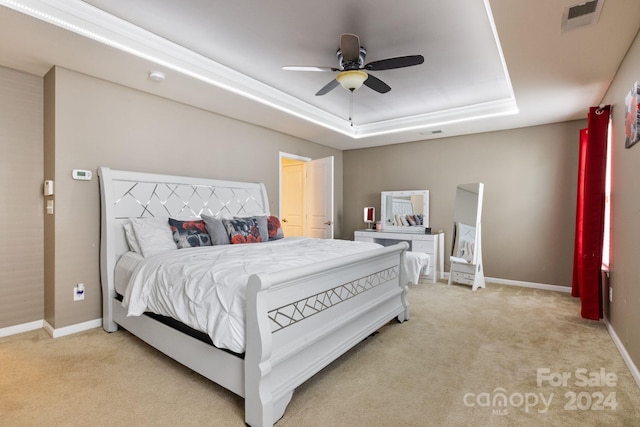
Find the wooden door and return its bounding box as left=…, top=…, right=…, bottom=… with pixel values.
left=281, top=162, right=304, bottom=237
left=306, top=156, right=334, bottom=239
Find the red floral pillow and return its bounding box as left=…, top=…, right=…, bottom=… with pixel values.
left=223, top=217, right=262, bottom=244
left=168, top=218, right=211, bottom=248
left=267, top=216, right=284, bottom=241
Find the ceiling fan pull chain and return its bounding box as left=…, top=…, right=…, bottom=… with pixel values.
left=349, top=91, right=354, bottom=126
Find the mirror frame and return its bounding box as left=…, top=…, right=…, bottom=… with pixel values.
left=380, top=190, right=430, bottom=233
left=451, top=182, right=484, bottom=265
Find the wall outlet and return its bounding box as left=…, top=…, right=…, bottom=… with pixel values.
left=609, top=286, right=613, bottom=303
left=74, top=283, right=85, bottom=301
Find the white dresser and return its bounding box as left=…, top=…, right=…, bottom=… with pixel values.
left=354, top=230, right=444, bottom=283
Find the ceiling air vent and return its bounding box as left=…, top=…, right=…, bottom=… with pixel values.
left=561, top=0, right=604, bottom=32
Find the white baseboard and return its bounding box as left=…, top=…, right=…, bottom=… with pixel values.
left=0, top=320, right=44, bottom=338
left=1, top=318, right=102, bottom=339
left=43, top=318, right=103, bottom=338
left=603, top=317, right=640, bottom=391
left=441, top=272, right=571, bottom=293
left=485, top=276, right=571, bottom=293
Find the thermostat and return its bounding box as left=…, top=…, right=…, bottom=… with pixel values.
left=72, top=169, right=92, bottom=181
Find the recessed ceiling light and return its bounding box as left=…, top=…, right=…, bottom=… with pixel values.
left=149, top=71, right=166, bottom=81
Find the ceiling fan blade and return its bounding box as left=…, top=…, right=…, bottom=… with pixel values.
left=340, top=33, right=361, bottom=63
left=363, top=74, right=391, bottom=94
left=365, top=55, right=424, bottom=71
left=315, top=78, right=340, bottom=96
left=282, top=66, right=338, bottom=72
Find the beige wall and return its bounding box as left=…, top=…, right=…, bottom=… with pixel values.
left=600, top=29, right=640, bottom=371
left=343, top=120, right=585, bottom=287
left=43, top=66, right=342, bottom=329
left=0, top=66, right=44, bottom=328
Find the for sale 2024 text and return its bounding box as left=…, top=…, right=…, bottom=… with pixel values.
left=537, top=368, right=618, bottom=411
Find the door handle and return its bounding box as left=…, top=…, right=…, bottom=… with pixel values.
left=282, top=218, right=288, bottom=223
left=324, top=221, right=332, bottom=226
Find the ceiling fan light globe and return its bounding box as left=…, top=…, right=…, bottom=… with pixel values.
left=336, top=70, right=368, bottom=92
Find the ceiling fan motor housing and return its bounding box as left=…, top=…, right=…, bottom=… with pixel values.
left=337, top=47, right=367, bottom=70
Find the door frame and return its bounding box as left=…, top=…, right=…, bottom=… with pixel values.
left=279, top=152, right=334, bottom=238
left=279, top=152, right=311, bottom=235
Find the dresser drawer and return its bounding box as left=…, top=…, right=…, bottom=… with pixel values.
left=353, top=231, right=376, bottom=243
left=412, top=234, right=435, bottom=242
left=412, top=241, right=434, bottom=254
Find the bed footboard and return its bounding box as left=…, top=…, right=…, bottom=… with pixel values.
left=244, top=242, right=409, bottom=427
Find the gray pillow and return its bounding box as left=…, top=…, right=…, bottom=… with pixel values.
left=202, top=214, right=230, bottom=245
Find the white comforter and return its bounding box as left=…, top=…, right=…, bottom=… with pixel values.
left=123, top=237, right=393, bottom=353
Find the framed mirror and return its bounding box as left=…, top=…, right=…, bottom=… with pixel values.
left=380, top=190, right=429, bottom=233
left=449, top=182, right=485, bottom=290
left=451, top=183, right=483, bottom=263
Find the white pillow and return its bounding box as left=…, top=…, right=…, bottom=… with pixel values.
left=129, top=217, right=177, bottom=257
left=122, top=220, right=142, bottom=255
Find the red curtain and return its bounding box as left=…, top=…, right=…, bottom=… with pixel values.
left=572, top=105, right=610, bottom=320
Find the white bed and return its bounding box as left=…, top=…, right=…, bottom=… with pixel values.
left=99, top=167, right=410, bottom=426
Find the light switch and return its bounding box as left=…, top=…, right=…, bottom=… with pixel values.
left=46, top=200, right=54, bottom=215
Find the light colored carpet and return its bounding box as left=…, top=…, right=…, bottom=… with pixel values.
left=2, top=282, right=639, bottom=426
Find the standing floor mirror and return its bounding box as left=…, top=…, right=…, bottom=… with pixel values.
left=448, top=183, right=485, bottom=291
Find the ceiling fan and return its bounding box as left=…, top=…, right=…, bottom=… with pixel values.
left=283, top=33, right=424, bottom=96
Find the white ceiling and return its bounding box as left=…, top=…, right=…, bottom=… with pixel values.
left=1, top=0, right=639, bottom=150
